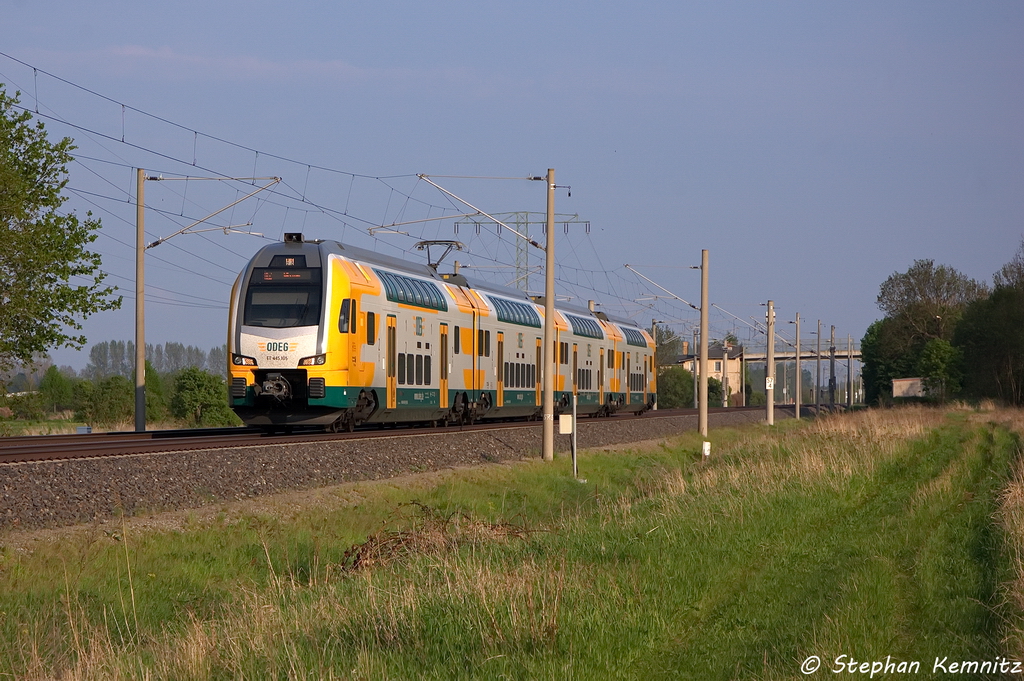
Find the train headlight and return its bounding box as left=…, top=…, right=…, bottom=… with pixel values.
left=232, top=353, right=258, bottom=366
left=298, top=354, right=326, bottom=366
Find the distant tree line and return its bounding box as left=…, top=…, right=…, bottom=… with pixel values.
left=1, top=340, right=237, bottom=428
left=861, top=239, right=1024, bottom=405
left=82, top=341, right=228, bottom=380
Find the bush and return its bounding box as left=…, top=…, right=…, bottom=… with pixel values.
left=6, top=392, right=44, bottom=421
left=170, top=367, right=239, bottom=427
left=708, top=377, right=724, bottom=407
left=38, top=365, right=77, bottom=413
left=657, top=367, right=694, bottom=409
left=77, top=375, right=133, bottom=426
left=144, top=361, right=170, bottom=423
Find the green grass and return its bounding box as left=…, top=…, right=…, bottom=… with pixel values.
left=0, top=407, right=1020, bottom=679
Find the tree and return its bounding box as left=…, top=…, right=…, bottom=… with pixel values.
left=876, top=259, right=987, bottom=342
left=916, top=338, right=961, bottom=402
left=656, top=366, right=693, bottom=408
left=954, top=252, right=1024, bottom=405
left=653, top=326, right=681, bottom=371
left=171, top=367, right=239, bottom=427
left=83, top=340, right=133, bottom=380
left=144, top=360, right=170, bottom=423
left=994, top=237, right=1024, bottom=290
left=862, top=260, right=987, bottom=402
left=38, top=365, right=78, bottom=413
left=860, top=319, right=919, bottom=404
left=0, top=85, right=120, bottom=375
left=708, top=377, right=724, bottom=408
left=206, top=344, right=228, bottom=378
left=77, top=375, right=134, bottom=426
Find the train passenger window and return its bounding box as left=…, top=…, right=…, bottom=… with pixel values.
left=454, top=326, right=460, bottom=354
left=424, top=356, right=431, bottom=385
left=478, top=330, right=492, bottom=357
left=504, top=362, right=510, bottom=385
left=349, top=299, right=357, bottom=334
left=398, top=353, right=406, bottom=384
left=366, top=311, right=377, bottom=345
left=338, top=299, right=351, bottom=333
left=416, top=355, right=423, bottom=385
left=608, top=351, right=614, bottom=369
left=407, top=354, right=416, bottom=385
left=529, top=364, right=535, bottom=386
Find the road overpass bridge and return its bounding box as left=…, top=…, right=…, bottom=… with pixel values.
left=742, top=349, right=861, bottom=362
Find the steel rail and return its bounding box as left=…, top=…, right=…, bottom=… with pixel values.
left=0, top=407, right=766, bottom=465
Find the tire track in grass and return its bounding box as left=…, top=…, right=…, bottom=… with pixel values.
left=643, top=421, right=1015, bottom=679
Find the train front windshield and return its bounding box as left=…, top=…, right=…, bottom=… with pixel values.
left=243, top=267, right=323, bottom=328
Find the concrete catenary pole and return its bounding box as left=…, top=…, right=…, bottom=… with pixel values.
left=847, top=334, right=853, bottom=408
left=740, top=346, right=746, bottom=407
left=766, top=300, right=775, bottom=426
left=722, top=346, right=729, bottom=408
left=794, top=312, right=801, bottom=420
left=829, top=324, right=836, bottom=410
left=692, top=329, right=699, bottom=409
left=816, top=319, right=822, bottom=413
left=135, top=168, right=146, bottom=433
left=651, top=319, right=660, bottom=410
left=698, top=249, right=709, bottom=438
left=542, top=168, right=556, bottom=462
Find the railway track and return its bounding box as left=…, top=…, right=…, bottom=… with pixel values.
left=0, top=407, right=765, bottom=464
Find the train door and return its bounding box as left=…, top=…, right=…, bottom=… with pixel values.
left=472, top=311, right=479, bottom=400
left=386, top=315, right=397, bottom=409
left=535, top=338, right=542, bottom=405
left=620, top=350, right=626, bottom=396
left=440, top=324, right=449, bottom=409
left=645, top=356, right=651, bottom=395
left=599, top=348, right=605, bottom=405
left=496, top=332, right=504, bottom=407
left=572, top=344, right=578, bottom=396
left=626, top=353, right=632, bottom=400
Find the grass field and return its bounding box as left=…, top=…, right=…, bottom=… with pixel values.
left=0, top=405, right=1021, bottom=679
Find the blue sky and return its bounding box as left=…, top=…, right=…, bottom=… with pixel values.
left=4, top=1, right=1022, bottom=369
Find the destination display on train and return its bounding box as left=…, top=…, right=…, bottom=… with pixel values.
left=253, top=268, right=315, bottom=282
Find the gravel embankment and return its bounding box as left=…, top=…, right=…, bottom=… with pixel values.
left=0, top=409, right=771, bottom=531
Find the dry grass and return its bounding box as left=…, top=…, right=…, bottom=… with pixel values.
left=657, top=406, right=949, bottom=504
left=997, top=409, right=1024, bottom=661
left=9, top=502, right=556, bottom=679
left=56, top=552, right=570, bottom=679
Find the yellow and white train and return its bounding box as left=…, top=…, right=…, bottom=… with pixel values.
left=228, top=234, right=656, bottom=430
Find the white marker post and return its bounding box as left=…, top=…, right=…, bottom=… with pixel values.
left=559, top=395, right=580, bottom=480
